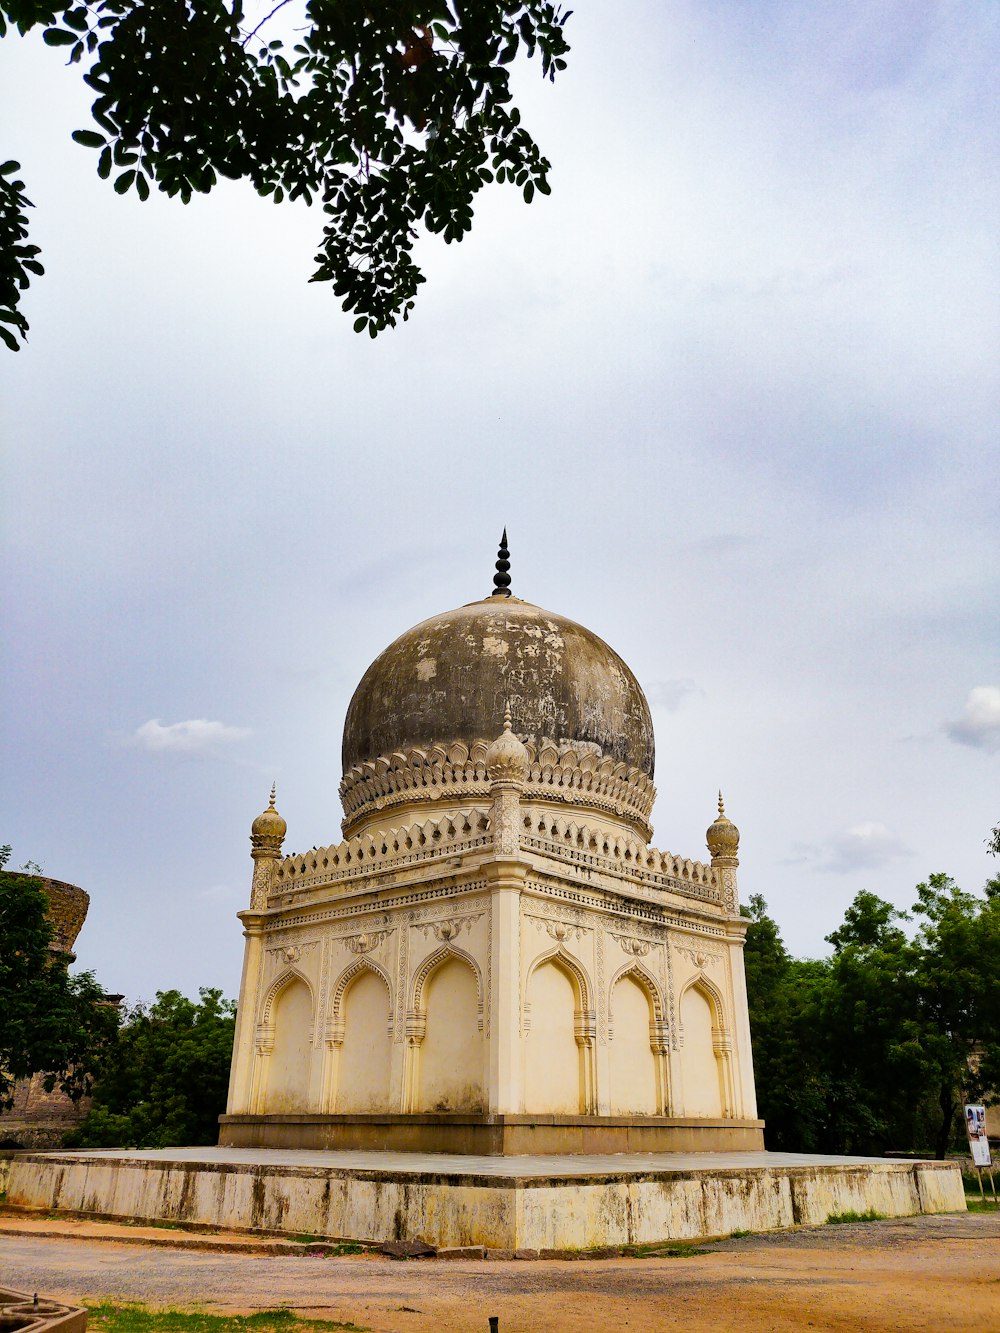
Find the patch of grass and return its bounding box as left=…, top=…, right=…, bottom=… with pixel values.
left=825, top=1209, right=885, bottom=1225
left=85, top=1304, right=368, bottom=1332
left=965, top=1197, right=999, bottom=1213
left=728, top=1229, right=753, bottom=1239
left=287, top=1237, right=366, bottom=1256
left=626, top=1242, right=709, bottom=1258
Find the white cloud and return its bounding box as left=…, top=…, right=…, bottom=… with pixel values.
left=822, top=822, right=911, bottom=875
left=944, top=687, right=1000, bottom=754
left=129, top=719, right=252, bottom=754
left=646, top=678, right=701, bottom=711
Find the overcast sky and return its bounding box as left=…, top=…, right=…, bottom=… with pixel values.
left=2, top=0, right=997, bottom=1006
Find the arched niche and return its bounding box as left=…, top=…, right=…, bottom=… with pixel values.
left=335, top=964, right=393, bottom=1113
left=260, top=972, right=314, bottom=1113
left=523, top=951, right=593, bottom=1114
left=608, top=969, right=660, bottom=1115
left=678, top=977, right=726, bottom=1118
left=415, top=952, right=485, bottom=1112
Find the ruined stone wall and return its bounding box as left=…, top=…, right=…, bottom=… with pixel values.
left=0, top=872, right=93, bottom=1148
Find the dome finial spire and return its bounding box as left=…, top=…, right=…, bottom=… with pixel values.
left=491, top=528, right=512, bottom=598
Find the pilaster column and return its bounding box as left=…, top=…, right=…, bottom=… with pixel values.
left=226, top=914, right=266, bottom=1114
left=484, top=710, right=530, bottom=1114
left=486, top=858, right=527, bottom=1112
left=225, top=788, right=285, bottom=1119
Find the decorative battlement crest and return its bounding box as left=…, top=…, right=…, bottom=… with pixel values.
left=340, top=735, right=655, bottom=838
left=271, top=801, right=724, bottom=914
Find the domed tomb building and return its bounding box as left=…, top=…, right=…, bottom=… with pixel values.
left=222, top=543, right=762, bottom=1152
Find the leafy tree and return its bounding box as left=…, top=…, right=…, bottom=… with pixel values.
left=1, top=0, right=572, bottom=349
left=745, top=879, right=1000, bottom=1158
left=742, top=894, right=831, bottom=1151
left=903, top=873, right=1000, bottom=1157
left=67, top=987, right=236, bottom=1147
left=0, top=868, right=120, bottom=1108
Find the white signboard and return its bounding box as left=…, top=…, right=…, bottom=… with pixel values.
left=965, top=1103, right=992, bottom=1168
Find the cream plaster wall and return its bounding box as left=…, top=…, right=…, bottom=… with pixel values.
left=609, top=975, right=657, bottom=1114
left=524, top=961, right=582, bottom=1114
left=679, top=985, right=723, bottom=1118
left=418, top=957, right=485, bottom=1112
left=337, top=971, right=393, bottom=1113
left=262, top=978, right=313, bottom=1113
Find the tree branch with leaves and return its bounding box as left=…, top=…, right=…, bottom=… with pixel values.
left=1, top=0, right=572, bottom=348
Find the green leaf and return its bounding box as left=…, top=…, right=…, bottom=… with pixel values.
left=113, top=169, right=136, bottom=194
left=0, top=325, right=21, bottom=352
left=135, top=172, right=150, bottom=202
left=72, top=130, right=106, bottom=149
left=353, top=316, right=367, bottom=332
left=42, top=27, right=77, bottom=44
left=522, top=181, right=534, bottom=204
left=0, top=161, right=19, bottom=175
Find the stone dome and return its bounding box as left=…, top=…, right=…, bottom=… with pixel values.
left=342, top=596, right=655, bottom=778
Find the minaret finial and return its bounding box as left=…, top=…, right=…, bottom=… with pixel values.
left=718, top=790, right=725, bottom=816
left=503, top=703, right=513, bottom=732
left=269, top=782, right=277, bottom=809
left=491, top=528, right=512, bottom=598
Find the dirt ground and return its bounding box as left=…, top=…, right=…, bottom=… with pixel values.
left=1, top=1212, right=998, bottom=1333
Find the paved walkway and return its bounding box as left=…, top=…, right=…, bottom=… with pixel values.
left=1, top=1213, right=997, bottom=1333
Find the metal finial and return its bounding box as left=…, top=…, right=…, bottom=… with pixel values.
left=718, top=791, right=725, bottom=816
left=491, top=528, right=512, bottom=597
left=268, top=782, right=277, bottom=809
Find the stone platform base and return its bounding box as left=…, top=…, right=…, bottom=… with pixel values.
left=218, top=1112, right=766, bottom=1155
left=3, top=1147, right=965, bottom=1249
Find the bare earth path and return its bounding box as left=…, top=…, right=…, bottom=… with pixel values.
left=1, top=1214, right=998, bottom=1333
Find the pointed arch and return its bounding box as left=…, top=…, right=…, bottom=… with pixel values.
left=256, top=968, right=316, bottom=1113
left=678, top=970, right=726, bottom=1028
left=260, top=966, right=315, bottom=1028
left=677, top=970, right=732, bottom=1118
left=411, top=943, right=484, bottom=1026
left=331, top=956, right=394, bottom=1031
left=329, top=958, right=394, bottom=1113
left=607, top=964, right=667, bottom=1115
left=608, top=960, right=664, bottom=1024
left=406, top=945, right=486, bottom=1113
left=522, top=946, right=597, bottom=1114
left=523, top=945, right=593, bottom=1014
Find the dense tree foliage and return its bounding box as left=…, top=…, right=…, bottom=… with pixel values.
left=67, top=987, right=236, bottom=1147
left=0, top=864, right=120, bottom=1109
left=744, top=875, right=1000, bottom=1158
left=1, top=0, right=571, bottom=349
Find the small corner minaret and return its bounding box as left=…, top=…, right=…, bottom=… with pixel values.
left=486, top=705, right=529, bottom=856
left=490, top=528, right=512, bottom=597
left=707, top=791, right=740, bottom=913
left=706, top=792, right=739, bottom=861
left=249, top=784, right=286, bottom=909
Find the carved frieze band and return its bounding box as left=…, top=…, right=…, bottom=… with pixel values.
left=612, top=934, right=652, bottom=956
left=342, top=929, right=392, bottom=954
left=416, top=913, right=483, bottom=942
left=676, top=945, right=725, bottom=969
left=526, top=913, right=587, bottom=943
left=265, top=940, right=319, bottom=965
